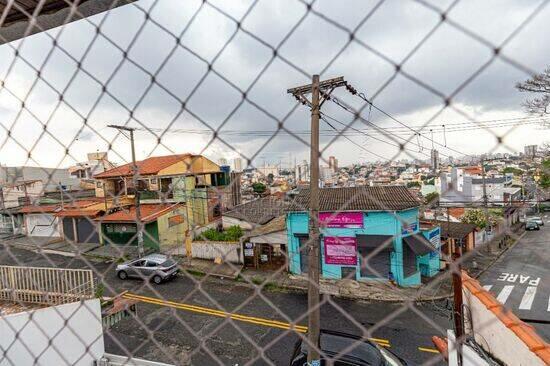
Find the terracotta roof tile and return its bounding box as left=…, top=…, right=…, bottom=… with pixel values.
left=287, top=186, right=420, bottom=212
left=93, top=154, right=194, bottom=179
left=96, top=203, right=183, bottom=223
left=225, top=196, right=289, bottom=224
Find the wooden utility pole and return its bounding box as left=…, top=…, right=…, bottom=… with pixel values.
left=287, top=75, right=346, bottom=364
left=108, top=125, right=144, bottom=257
left=444, top=205, right=463, bottom=365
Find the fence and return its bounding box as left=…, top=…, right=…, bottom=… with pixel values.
left=0, top=265, right=95, bottom=305
left=0, top=0, right=549, bottom=365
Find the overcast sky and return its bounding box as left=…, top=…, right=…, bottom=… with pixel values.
left=0, top=0, right=549, bottom=170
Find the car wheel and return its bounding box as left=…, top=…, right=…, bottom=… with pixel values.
left=152, top=275, right=162, bottom=285
left=118, top=270, right=128, bottom=280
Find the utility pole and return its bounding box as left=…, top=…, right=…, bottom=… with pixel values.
left=288, top=75, right=346, bottom=365
left=480, top=158, right=491, bottom=251
left=108, top=125, right=144, bottom=257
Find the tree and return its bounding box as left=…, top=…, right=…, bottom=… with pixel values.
left=502, top=167, right=523, bottom=176
left=252, top=182, right=266, bottom=194
left=540, top=159, right=550, bottom=189
left=267, top=173, right=274, bottom=184
left=424, top=192, right=439, bottom=205
left=406, top=181, right=421, bottom=188
left=461, top=209, right=488, bottom=229
left=516, top=66, right=550, bottom=116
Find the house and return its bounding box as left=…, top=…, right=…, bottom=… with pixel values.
left=97, top=203, right=187, bottom=252
left=222, top=195, right=288, bottom=230
left=0, top=180, right=44, bottom=208
left=242, top=215, right=287, bottom=270
left=93, top=153, right=232, bottom=226
left=0, top=165, right=80, bottom=192
left=18, top=204, right=62, bottom=238
left=68, top=151, right=116, bottom=190
left=286, top=186, right=441, bottom=287
left=424, top=220, right=478, bottom=263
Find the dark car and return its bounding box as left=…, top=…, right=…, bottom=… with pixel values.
left=290, top=330, right=407, bottom=366
left=525, top=221, right=540, bottom=231
left=116, top=254, right=179, bottom=284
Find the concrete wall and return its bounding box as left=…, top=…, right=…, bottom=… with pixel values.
left=463, top=284, right=546, bottom=365
left=157, top=206, right=187, bottom=251
left=191, top=241, right=242, bottom=263
left=0, top=299, right=105, bottom=366
left=26, top=213, right=61, bottom=237
left=222, top=216, right=255, bottom=231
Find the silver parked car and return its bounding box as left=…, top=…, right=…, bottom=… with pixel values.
left=528, top=216, right=544, bottom=226
left=116, top=254, right=179, bottom=284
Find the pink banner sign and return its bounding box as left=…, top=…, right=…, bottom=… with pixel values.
left=324, top=236, right=357, bottom=265
left=319, top=212, right=363, bottom=228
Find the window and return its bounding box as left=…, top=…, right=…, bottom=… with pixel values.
left=132, top=260, right=145, bottom=267
left=96, top=181, right=102, bottom=188
left=150, top=178, right=158, bottom=185
left=145, top=261, right=158, bottom=267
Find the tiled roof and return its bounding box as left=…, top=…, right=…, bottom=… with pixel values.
left=94, top=154, right=194, bottom=178
left=287, top=186, right=420, bottom=212
left=17, top=204, right=60, bottom=214
left=97, top=204, right=183, bottom=223
left=224, top=196, right=289, bottom=225
left=428, top=220, right=477, bottom=239
left=245, top=215, right=286, bottom=238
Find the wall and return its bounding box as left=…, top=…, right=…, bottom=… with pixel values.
left=222, top=216, right=255, bottom=231
left=287, top=208, right=423, bottom=286
left=26, top=213, right=61, bottom=237
left=191, top=241, right=242, bottom=263
left=0, top=299, right=105, bottom=366
left=95, top=179, right=114, bottom=198
left=157, top=206, right=187, bottom=251
left=462, top=274, right=549, bottom=365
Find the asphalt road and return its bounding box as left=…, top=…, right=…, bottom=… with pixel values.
left=0, top=245, right=450, bottom=365
left=479, top=214, right=550, bottom=341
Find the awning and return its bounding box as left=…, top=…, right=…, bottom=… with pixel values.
left=403, top=234, right=434, bottom=255
left=356, top=235, right=393, bottom=249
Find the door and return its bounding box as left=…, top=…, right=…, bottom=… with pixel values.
left=298, top=236, right=308, bottom=274
left=358, top=247, right=390, bottom=278
left=76, top=218, right=99, bottom=243
left=63, top=218, right=75, bottom=242
left=128, top=259, right=146, bottom=277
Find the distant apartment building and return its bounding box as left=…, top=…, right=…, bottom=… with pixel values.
left=440, top=167, right=520, bottom=206
left=295, top=160, right=310, bottom=182
left=430, top=149, right=439, bottom=172
left=0, top=180, right=44, bottom=209
left=524, top=144, right=537, bottom=159
left=232, top=157, right=243, bottom=172
left=328, top=156, right=338, bottom=173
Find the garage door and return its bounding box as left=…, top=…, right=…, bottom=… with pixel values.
left=27, top=214, right=60, bottom=237
left=63, top=218, right=75, bottom=242
left=76, top=218, right=99, bottom=243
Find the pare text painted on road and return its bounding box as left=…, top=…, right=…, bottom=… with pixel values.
left=497, top=273, right=540, bottom=286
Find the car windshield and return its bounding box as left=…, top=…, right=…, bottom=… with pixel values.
left=161, top=259, right=176, bottom=267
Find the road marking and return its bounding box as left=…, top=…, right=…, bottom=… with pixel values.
left=123, top=293, right=393, bottom=346
left=519, top=287, right=537, bottom=310
left=418, top=347, right=439, bottom=353
left=496, top=285, right=514, bottom=304
left=482, top=285, right=492, bottom=291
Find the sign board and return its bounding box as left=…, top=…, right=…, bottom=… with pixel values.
left=401, top=222, right=418, bottom=236
left=428, top=227, right=441, bottom=248
left=244, top=249, right=254, bottom=257
left=319, top=212, right=363, bottom=228
left=324, top=236, right=357, bottom=265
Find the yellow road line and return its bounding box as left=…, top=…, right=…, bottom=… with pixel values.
left=124, top=293, right=391, bottom=347
left=418, top=347, right=439, bottom=353
left=124, top=292, right=307, bottom=332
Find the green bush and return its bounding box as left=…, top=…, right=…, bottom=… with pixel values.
left=200, top=225, right=243, bottom=242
